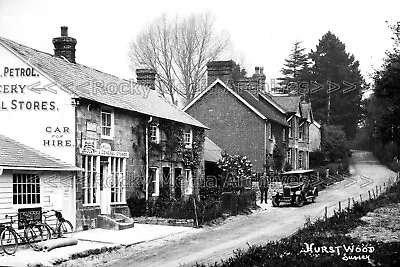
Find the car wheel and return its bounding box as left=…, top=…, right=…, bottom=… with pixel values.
left=295, top=195, right=304, bottom=207
left=272, top=197, right=279, bottom=207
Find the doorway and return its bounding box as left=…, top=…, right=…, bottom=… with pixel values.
left=174, top=168, right=182, bottom=200
left=100, top=157, right=110, bottom=214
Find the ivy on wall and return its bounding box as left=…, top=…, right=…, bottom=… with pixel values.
left=130, top=119, right=205, bottom=170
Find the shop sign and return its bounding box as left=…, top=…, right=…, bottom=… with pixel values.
left=100, top=143, right=111, bottom=151
left=18, top=207, right=42, bottom=229
left=82, top=139, right=96, bottom=154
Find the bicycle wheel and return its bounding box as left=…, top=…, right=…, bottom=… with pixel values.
left=25, top=224, right=51, bottom=249
left=57, top=220, right=73, bottom=238
left=0, top=228, right=18, bottom=255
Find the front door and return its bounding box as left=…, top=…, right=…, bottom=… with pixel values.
left=100, top=158, right=111, bottom=214
left=174, top=168, right=182, bottom=200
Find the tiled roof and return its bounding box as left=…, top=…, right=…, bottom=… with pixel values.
left=203, top=137, right=222, bottom=162
left=0, top=134, right=81, bottom=171
left=239, top=91, right=289, bottom=126
left=0, top=37, right=206, bottom=129
left=271, top=95, right=301, bottom=113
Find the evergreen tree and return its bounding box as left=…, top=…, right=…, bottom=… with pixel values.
left=371, top=22, right=400, bottom=152
left=231, top=61, right=247, bottom=83
left=279, top=41, right=309, bottom=92
left=307, top=31, right=365, bottom=140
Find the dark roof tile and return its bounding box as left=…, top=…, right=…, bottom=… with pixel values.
left=0, top=134, right=81, bottom=170
left=0, top=37, right=206, bottom=129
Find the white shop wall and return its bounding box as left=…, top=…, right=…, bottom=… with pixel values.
left=0, top=44, right=76, bottom=165
left=0, top=170, right=76, bottom=229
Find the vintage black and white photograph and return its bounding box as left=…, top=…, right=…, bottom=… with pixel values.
left=0, top=0, right=399, bottom=266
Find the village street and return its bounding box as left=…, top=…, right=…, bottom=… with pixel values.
left=65, top=150, right=396, bottom=267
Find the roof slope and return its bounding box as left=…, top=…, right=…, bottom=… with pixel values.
left=271, top=95, right=301, bottom=113
left=239, top=91, right=288, bottom=126
left=184, top=80, right=288, bottom=127
left=0, top=134, right=81, bottom=171
left=0, top=37, right=206, bottom=129
left=204, top=137, right=223, bottom=162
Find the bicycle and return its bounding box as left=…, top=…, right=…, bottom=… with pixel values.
left=42, top=210, right=73, bottom=239
left=0, top=214, right=49, bottom=255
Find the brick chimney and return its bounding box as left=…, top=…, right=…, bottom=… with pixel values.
left=236, top=66, right=266, bottom=97
left=255, top=66, right=266, bottom=93
left=207, top=60, right=234, bottom=87
left=136, top=68, right=156, bottom=90
left=52, top=26, right=77, bottom=63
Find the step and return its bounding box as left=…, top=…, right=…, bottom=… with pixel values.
left=97, top=214, right=135, bottom=230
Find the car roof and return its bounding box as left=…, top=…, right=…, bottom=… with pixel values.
left=282, top=169, right=314, bottom=175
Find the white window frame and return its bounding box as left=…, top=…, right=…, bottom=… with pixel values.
left=111, top=157, right=126, bottom=204
left=101, top=110, right=114, bottom=139
left=150, top=124, right=160, bottom=144
left=82, top=155, right=99, bottom=205
left=283, top=128, right=286, bottom=141
left=299, top=124, right=304, bottom=140
left=184, top=169, right=193, bottom=195
left=299, top=151, right=303, bottom=169
left=12, top=173, right=41, bottom=205
left=149, top=167, right=160, bottom=197
left=287, top=149, right=292, bottom=165
left=288, top=118, right=293, bottom=138
left=184, top=130, right=192, bottom=148
left=268, top=123, right=273, bottom=140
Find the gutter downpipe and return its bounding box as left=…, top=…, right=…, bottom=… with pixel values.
left=145, top=116, right=153, bottom=201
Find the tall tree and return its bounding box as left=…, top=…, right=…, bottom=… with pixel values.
left=129, top=13, right=230, bottom=105
left=307, top=31, right=365, bottom=139
left=370, top=22, right=400, bottom=152
left=278, top=41, right=309, bottom=92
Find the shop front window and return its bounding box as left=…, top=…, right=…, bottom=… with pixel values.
left=82, top=155, right=99, bottom=205
left=111, top=157, right=126, bottom=203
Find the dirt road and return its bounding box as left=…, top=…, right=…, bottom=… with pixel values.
left=102, top=151, right=396, bottom=267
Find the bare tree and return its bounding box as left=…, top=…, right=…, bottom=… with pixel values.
left=130, top=13, right=230, bottom=105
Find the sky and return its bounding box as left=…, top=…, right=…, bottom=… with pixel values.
left=0, top=0, right=399, bottom=87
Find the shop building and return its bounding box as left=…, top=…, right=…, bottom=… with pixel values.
left=0, top=27, right=207, bottom=230
left=0, top=134, right=80, bottom=228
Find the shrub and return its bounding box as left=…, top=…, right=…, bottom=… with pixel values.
left=127, top=189, right=257, bottom=225
left=126, top=196, right=146, bottom=217
left=309, top=150, right=326, bottom=168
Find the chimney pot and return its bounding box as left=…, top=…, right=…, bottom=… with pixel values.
left=52, top=26, right=77, bottom=63
left=260, top=67, right=264, bottom=74
left=255, top=66, right=260, bottom=75
left=61, top=26, right=68, bottom=37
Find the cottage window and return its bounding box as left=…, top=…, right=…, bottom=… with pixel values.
left=149, top=124, right=160, bottom=143
left=282, top=128, right=286, bottom=141
left=184, top=130, right=192, bottom=148
left=268, top=123, right=273, bottom=140
left=287, top=149, right=292, bottom=165
left=299, top=124, right=303, bottom=140
left=13, top=174, right=40, bottom=205
left=288, top=119, right=293, bottom=138
left=101, top=111, right=114, bottom=138
left=149, top=167, right=159, bottom=196
left=299, top=151, right=304, bottom=169
left=184, top=169, right=193, bottom=195
left=82, top=155, right=99, bottom=205
left=111, top=157, right=126, bottom=203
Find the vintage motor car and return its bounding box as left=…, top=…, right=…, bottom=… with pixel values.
left=271, top=169, right=318, bottom=207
